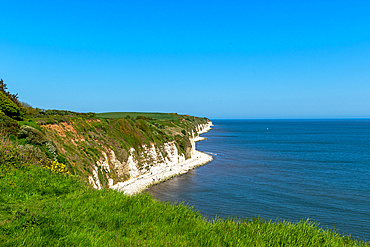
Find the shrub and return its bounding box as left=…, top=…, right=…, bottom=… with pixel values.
left=21, top=101, right=38, bottom=117
left=16, top=144, right=49, bottom=164
left=0, top=91, right=21, bottom=119
left=45, top=141, right=57, bottom=154
left=0, top=131, right=36, bottom=173
left=21, top=119, right=42, bottom=131
left=0, top=115, right=20, bottom=136
left=43, top=159, right=71, bottom=175
left=136, top=120, right=149, bottom=132
left=18, top=125, right=47, bottom=145
left=56, top=154, right=68, bottom=164
left=45, top=119, right=57, bottom=124
left=136, top=115, right=155, bottom=120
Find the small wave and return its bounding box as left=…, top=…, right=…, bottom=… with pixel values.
left=205, top=152, right=218, bottom=156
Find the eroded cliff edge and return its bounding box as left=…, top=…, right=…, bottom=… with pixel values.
left=112, top=122, right=213, bottom=194
left=31, top=114, right=213, bottom=191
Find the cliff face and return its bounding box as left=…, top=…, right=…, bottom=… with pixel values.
left=196, top=122, right=213, bottom=134
left=38, top=115, right=212, bottom=189
left=88, top=121, right=212, bottom=189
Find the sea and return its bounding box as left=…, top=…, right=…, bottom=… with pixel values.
left=147, top=119, right=370, bottom=240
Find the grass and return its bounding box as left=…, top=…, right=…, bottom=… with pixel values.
left=27, top=113, right=207, bottom=186
left=96, top=112, right=181, bottom=120
left=0, top=136, right=368, bottom=246
left=1, top=171, right=368, bottom=246
left=1, top=112, right=368, bottom=246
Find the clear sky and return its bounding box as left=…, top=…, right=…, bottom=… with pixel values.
left=1, top=0, right=369, bottom=119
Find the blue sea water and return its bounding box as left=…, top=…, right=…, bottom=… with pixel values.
left=147, top=119, right=370, bottom=240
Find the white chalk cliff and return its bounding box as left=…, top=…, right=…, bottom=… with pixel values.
left=88, top=121, right=213, bottom=193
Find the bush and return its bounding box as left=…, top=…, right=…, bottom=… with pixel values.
left=136, top=120, right=149, bottom=132
left=136, top=115, right=154, bottom=120
left=56, top=154, right=68, bottom=164
left=21, top=119, right=42, bottom=131
left=43, top=160, right=71, bottom=175
left=18, top=125, right=47, bottom=145
left=21, top=101, right=38, bottom=117
left=0, top=115, right=19, bottom=136
left=17, top=144, right=49, bottom=164
left=0, top=91, right=21, bottom=119
left=45, top=141, right=57, bottom=154
left=0, top=132, right=36, bottom=173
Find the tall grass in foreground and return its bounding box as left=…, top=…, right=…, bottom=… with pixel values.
left=2, top=188, right=368, bottom=246
left=1, top=132, right=368, bottom=246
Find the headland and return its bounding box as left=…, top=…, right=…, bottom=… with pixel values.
left=112, top=123, right=213, bottom=195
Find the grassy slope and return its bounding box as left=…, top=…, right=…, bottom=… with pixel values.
left=10, top=113, right=209, bottom=188
left=1, top=126, right=368, bottom=246
left=1, top=167, right=367, bottom=246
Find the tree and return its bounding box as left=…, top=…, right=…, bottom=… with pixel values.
left=0, top=91, right=21, bottom=119
left=0, top=79, right=7, bottom=93
left=0, top=79, right=22, bottom=119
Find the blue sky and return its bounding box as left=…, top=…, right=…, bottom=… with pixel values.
left=1, top=0, right=369, bottom=119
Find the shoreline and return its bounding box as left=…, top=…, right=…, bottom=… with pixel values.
left=111, top=124, right=213, bottom=195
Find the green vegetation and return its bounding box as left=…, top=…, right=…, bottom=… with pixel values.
left=96, top=112, right=209, bottom=129
left=0, top=91, right=21, bottom=120
left=0, top=79, right=22, bottom=120
left=1, top=79, right=368, bottom=246
left=97, top=112, right=180, bottom=120
left=1, top=131, right=368, bottom=246
left=0, top=79, right=209, bottom=187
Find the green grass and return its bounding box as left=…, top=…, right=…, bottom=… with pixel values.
left=1, top=113, right=368, bottom=246
left=97, top=112, right=185, bottom=120
left=9, top=113, right=207, bottom=188
left=1, top=164, right=368, bottom=246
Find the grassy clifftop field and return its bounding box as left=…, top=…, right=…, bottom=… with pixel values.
left=0, top=80, right=368, bottom=246
left=96, top=112, right=185, bottom=120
